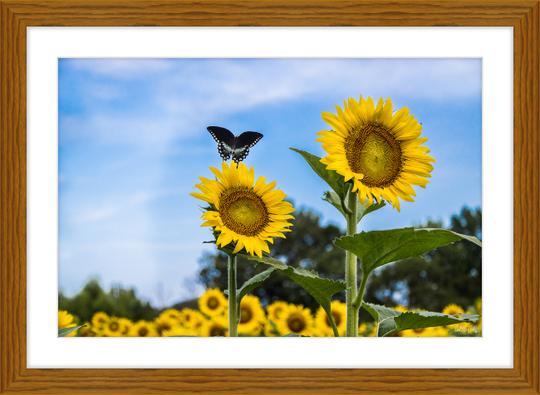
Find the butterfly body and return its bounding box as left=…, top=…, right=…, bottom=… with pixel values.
left=207, top=126, right=263, bottom=163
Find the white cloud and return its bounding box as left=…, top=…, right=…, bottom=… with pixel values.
left=60, top=58, right=481, bottom=146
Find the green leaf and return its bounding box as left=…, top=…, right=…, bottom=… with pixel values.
left=58, top=325, right=86, bottom=337
left=243, top=253, right=346, bottom=336
left=322, top=191, right=347, bottom=218
left=290, top=148, right=347, bottom=199
left=236, top=267, right=276, bottom=320
left=357, top=198, right=386, bottom=223
left=335, top=227, right=482, bottom=275
left=362, top=302, right=480, bottom=337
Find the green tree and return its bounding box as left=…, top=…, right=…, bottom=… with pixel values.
left=363, top=207, right=482, bottom=312
left=198, top=208, right=346, bottom=310
left=58, top=278, right=156, bottom=323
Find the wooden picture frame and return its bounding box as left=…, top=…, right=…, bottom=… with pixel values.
left=1, top=1, right=538, bottom=394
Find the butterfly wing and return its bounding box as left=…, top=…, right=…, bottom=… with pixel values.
left=207, top=126, right=235, bottom=161
left=231, top=131, right=263, bottom=163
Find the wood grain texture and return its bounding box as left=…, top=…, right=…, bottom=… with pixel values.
left=1, top=1, right=539, bottom=394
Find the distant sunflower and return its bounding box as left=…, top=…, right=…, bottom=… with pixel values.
left=103, top=317, right=124, bottom=337
left=238, top=295, right=266, bottom=336
left=162, top=326, right=197, bottom=337
left=58, top=310, right=74, bottom=329
left=316, top=96, right=435, bottom=211
left=266, top=301, right=290, bottom=323
left=91, top=312, right=109, bottom=329
left=191, top=161, right=295, bottom=258
left=475, top=298, right=482, bottom=315
left=358, top=323, right=369, bottom=337
left=276, top=305, right=314, bottom=337
left=263, top=321, right=279, bottom=337
left=315, top=301, right=346, bottom=337
left=154, top=316, right=176, bottom=337
left=79, top=323, right=96, bottom=337
left=178, top=308, right=205, bottom=329
left=200, top=316, right=229, bottom=337
left=442, top=304, right=464, bottom=317
left=130, top=320, right=158, bottom=337
left=159, top=309, right=182, bottom=325
left=58, top=310, right=78, bottom=337
left=118, top=318, right=133, bottom=336
left=199, top=288, right=228, bottom=317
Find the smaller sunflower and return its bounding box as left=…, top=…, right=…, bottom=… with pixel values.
left=78, top=323, right=97, bottom=337
left=442, top=303, right=465, bottom=317
left=92, top=312, right=109, bottom=329
left=118, top=318, right=133, bottom=336
left=238, top=295, right=266, bottom=336
left=275, top=304, right=314, bottom=337
left=58, top=311, right=74, bottom=329
left=475, top=298, right=482, bottom=315
left=154, top=316, right=176, bottom=337
left=159, top=309, right=182, bottom=324
left=200, top=316, right=229, bottom=337
left=103, top=317, right=124, bottom=337
left=315, top=301, right=347, bottom=337
left=178, top=308, right=205, bottom=329
left=266, top=301, right=290, bottom=323
left=129, top=320, right=158, bottom=337
left=199, top=288, right=228, bottom=317
left=162, top=326, right=197, bottom=337
left=191, top=161, right=295, bottom=258
left=263, top=321, right=280, bottom=337
left=401, top=326, right=432, bottom=337
left=58, top=311, right=78, bottom=337
left=358, top=323, right=369, bottom=337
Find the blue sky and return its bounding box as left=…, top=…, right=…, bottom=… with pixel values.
left=58, top=58, right=481, bottom=307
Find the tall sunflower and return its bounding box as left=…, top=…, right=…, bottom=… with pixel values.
left=316, top=96, right=435, bottom=211
left=191, top=161, right=295, bottom=258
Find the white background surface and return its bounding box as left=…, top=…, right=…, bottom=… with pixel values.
left=27, top=27, right=512, bottom=368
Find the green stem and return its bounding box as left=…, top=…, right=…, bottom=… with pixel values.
left=345, top=190, right=358, bottom=337
left=227, top=252, right=238, bottom=337
left=328, top=310, right=340, bottom=337
left=352, top=270, right=368, bottom=312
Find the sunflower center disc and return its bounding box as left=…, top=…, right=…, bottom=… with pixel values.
left=346, top=124, right=402, bottom=188
left=325, top=311, right=341, bottom=327
left=207, top=296, right=219, bottom=309
left=210, top=326, right=226, bottom=337
left=288, top=314, right=306, bottom=333
left=240, top=307, right=253, bottom=324
left=139, top=327, right=148, bottom=336
left=109, top=322, right=119, bottom=331
left=220, top=188, right=269, bottom=236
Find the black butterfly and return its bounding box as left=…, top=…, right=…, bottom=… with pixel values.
left=207, top=126, right=263, bottom=163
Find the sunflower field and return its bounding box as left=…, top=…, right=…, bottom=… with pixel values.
left=59, top=288, right=481, bottom=337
